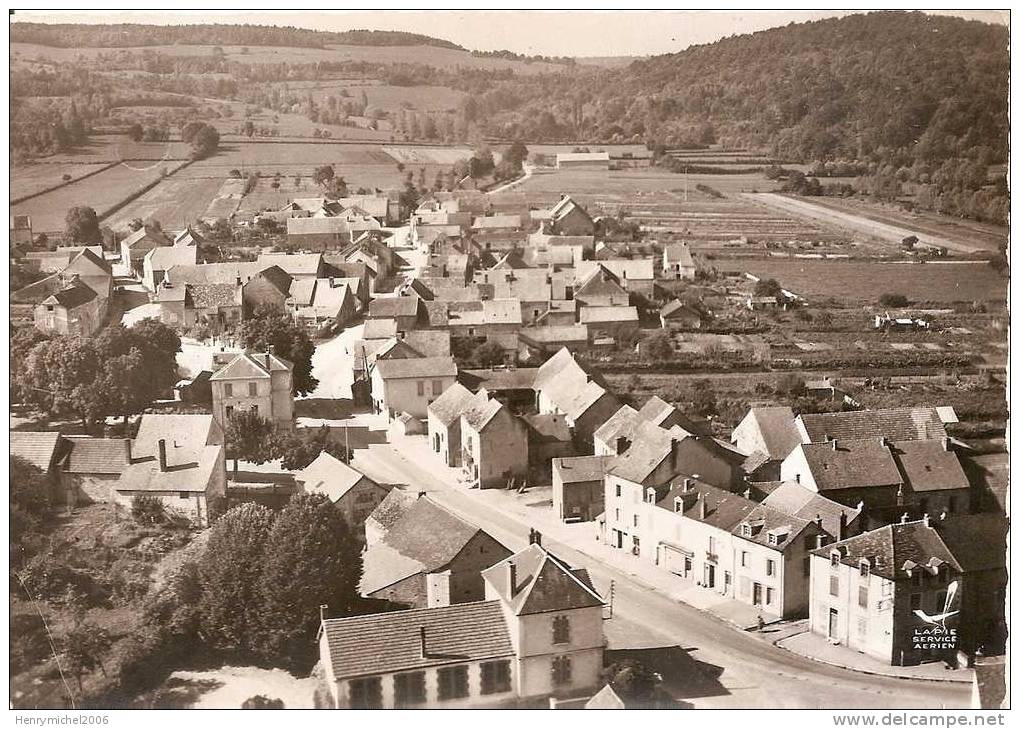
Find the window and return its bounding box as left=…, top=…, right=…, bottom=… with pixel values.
left=394, top=671, right=426, bottom=707
left=909, top=593, right=922, bottom=611
left=417, top=380, right=425, bottom=396
left=766, top=559, right=776, bottom=577
left=767, top=533, right=778, bottom=546
left=437, top=665, right=469, bottom=700
left=349, top=676, right=382, bottom=709
left=741, top=551, right=749, bottom=567
left=178, top=492, right=190, bottom=499
left=224, top=383, right=233, bottom=397
left=766, top=587, right=774, bottom=605
left=225, top=405, right=234, bottom=419
left=633, top=514, right=639, bottom=528
left=741, top=524, right=752, bottom=537
left=432, top=379, right=443, bottom=396
left=552, top=615, right=571, bottom=644
left=480, top=660, right=511, bottom=695
left=860, top=562, right=870, bottom=578
left=614, top=508, right=620, bottom=522
left=882, top=581, right=893, bottom=597
left=830, top=552, right=841, bottom=568
left=829, top=575, right=839, bottom=597
left=615, top=484, right=621, bottom=498
left=858, top=586, right=869, bottom=609
left=248, top=382, right=258, bottom=396
left=551, top=656, right=572, bottom=687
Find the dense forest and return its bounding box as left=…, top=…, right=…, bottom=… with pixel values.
left=9, top=22, right=465, bottom=50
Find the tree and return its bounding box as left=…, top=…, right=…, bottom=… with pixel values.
left=10, top=326, right=50, bottom=403
left=183, top=122, right=220, bottom=159
left=224, top=411, right=279, bottom=467
left=64, top=206, right=102, bottom=246
left=504, top=140, right=529, bottom=169
left=472, top=340, right=507, bottom=368
left=279, top=425, right=351, bottom=470
left=239, top=306, right=318, bottom=395
left=198, top=503, right=276, bottom=654
left=468, top=147, right=495, bottom=178
left=312, top=164, right=335, bottom=188
left=256, top=494, right=363, bottom=670
left=879, top=293, right=908, bottom=307
left=127, top=122, right=143, bottom=142
left=753, top=278, right=783, bottom=297
left=242, top=120, right=255, bottom=138
left=11, top=456, right=50, bottom=567
left=641, top=330, right=674, bottom=362
left=19, top=336, right=106, bottom=431
left=601, top=659, right=667, bottom=708
left=242, top=695, right=284, bottom=709
left=63, top=622, right=112, bottom=693
left=774, top=373, right=806, bottom=397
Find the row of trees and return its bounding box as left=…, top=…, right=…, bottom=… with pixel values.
left=225, top=414, right=350, bottom=471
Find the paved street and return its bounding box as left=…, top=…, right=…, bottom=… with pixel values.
left=347, top=430, right=972, bottom=710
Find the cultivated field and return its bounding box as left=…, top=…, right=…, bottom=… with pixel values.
left=104, top=174, right=228, bottom=231
left=10, top=160, right=189, bottom=232
left=272, top=80, right=467, bottom=112
left=738, top=259, right=1007, bottom=304
left=10, top=161, right=114, bottom=201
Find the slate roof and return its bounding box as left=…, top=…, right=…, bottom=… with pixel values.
left=297, top=451, right=375, bottom=503
left=762, top=480, right=863, bottom=538
left=933, top=513, right=1007, bottom=572
left=608, top=421, right=690, bottom=484
left=374, top=356, right=457, bottom=380
left=10, top=431, right=64, bottom=471
left=553, top=455, right=613, bottom=483
left=187, top=283, right=241, bottom=309
left=664, top=242, right=695, bottom=268
left=320, top=601, right=514, bottom=681
left=798, top=407, right=948, bottom=444
left=798, top=439, right=903, bottom=491
left=461, top=397, right=504, bottom=432
left=367, top=488, right=419, bottom=534
left=813, top=520, right=964, bottom=581
left=482, top=544, right=604, bottom=616
left=363, top=318, right=398, bottom=340
left=520, top=325, right=589, bottom=344
left=593, top=405, right=641, bottom=447
left=523, top=413, right=573, bottom=443
left=255, top=252, right=323, bottom=276
left=383, top=497, right=501, bottom=574
left=63, top=437, right=131, bottom=475
left=889, top=440, right=970, bottom=493
left=165, top=261, right=260, bottom=285
left=427, top=383, right=481, bottom=426
left=656, top=480, right=756, bottom=532
left=132, top=414, right=219, bottom=463
left=740, top=406, right=801, bottom=460
left=734, top=503, right=812, bottom=552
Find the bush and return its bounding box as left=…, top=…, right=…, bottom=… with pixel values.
left=879, top=293, right=908, bottom=307
left=131, top=496, right=166, bottom=525
left=242, top=695, right=284, bottom=709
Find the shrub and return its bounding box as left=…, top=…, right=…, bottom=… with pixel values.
left=131, top=496, right=166, bottom=525
left=242, top=695, right=284, bottom=709
left=879, top=293, right=908, bottom=307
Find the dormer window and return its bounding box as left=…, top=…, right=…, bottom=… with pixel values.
left=860, top=561, right=870, bottom=578
left=741, top=524, right=752, bottom=538
left=830, top=551, right=841, bottom=568
left=767, top=533, right=778, bottom=546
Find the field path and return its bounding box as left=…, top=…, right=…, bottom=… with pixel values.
left=742, top=192, right=985, bottom=254
left=486, top=162, right=535, bottom=194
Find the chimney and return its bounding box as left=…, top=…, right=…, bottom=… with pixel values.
left=942, top=436, right=950, bottom=451
left=831, top=439, right=838, bottom=451
left=940, top=510, right=948, bottom=521
left=837, top=511, right=847, bottom=541
left=743, top=488, right=752, bottom=499
left=319, top=604, right=328, bottom=622
left=508, top=561, right=517, bottom=597
left=698, top=496, right=707, bottom=520
left=900, top=512, right=910, bottom=524
left=879, top=436, right=888, bottom=447
left=268, top=344, right=276, bottom=356
left=123, top=438, right=132, bottom=464
left=814, top=513, right=823, bottom=530
left=236, top=275, right=242, bottom=286
left=922, top=513, right=930, bottom=527
left=533, top=530, right=542, bottom=547
left=671, top=437, right=682, bottom=466
left=684, top=478, right=693, bottom=491
left=417, top=491, right=427, bottom=499
left=329, top=276, right=335, bottom=288
left=419, top=626, right=428, bottom=659
left=157, top=439, right=167, bottom=472
left=674, top=497, right=683, bottom=513
left=795, top=473, right=800, bottom=484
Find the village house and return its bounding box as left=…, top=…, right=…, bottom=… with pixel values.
left=578, top=306, right=639, bottom=342
left=460, top=394, right=530, bottom=489
left=809, top=513, right=1006, bottom=666
left=120, top=223, right=172, bottom=276
left=209, top=350, right=295, bottom=428
left=518, top=325, right=591, bottom=360
left=556, top=152, right=610, bottom=171
left=11, top=431, right=68, bottom=505
left=552, top=455, right=613, bottom=522
left=659, top=300, right=705, bottom=330
left=289, top=278, right=357, bottom=334
left=112, top=414, right=226, bottom=527
left=60, top=436, right=133, bottom=508
left=594, top=398, right=705, bottom=457
left=318, top=541, right=605, bottom=709
left=241, top=265, right=292, bottom=316
left=523, top=413, right=577, bottom=481
left=368, top=296, right=422, bottom=333
left=296, top=451, right=389, bottom=541
left=731, top=406, right=803, bottom=481
left=662, top=242, right=697, bottom=280
left=573, top=265, right=631, bottom=308
left=255, top=251, right=329, bottom=280
left=164, top=261, right=260, bottom=287
left=286, top=215, right=372, bottom=250
left=532, top=348, right=621, bottom=445
left=371, top=356, right=458, bottom=420
left=142, top=244, right=199, bottom=291
left=576, top=259, right=655, bottom=298
left=34, top=280, right=103, bottom=336
left=427, top=383, right=484, bottom=467
left=545, top=195, right=596, bottom=236
left=794, top=407, right=954, bottom=445
left=361, top=495, right=512, bottom=608
left=780, top=437, right=972, bottom=525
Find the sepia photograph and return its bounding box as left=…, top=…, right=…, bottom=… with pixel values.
left=7, top=7, right=1010, bottom=716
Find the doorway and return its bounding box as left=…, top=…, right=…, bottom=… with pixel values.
left=828, top=608, right=839, bottom=639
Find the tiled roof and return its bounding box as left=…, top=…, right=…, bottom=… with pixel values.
left=115, top=444, right=222, bottom=494
left=287, top=278, right=316, bottom=307
left=934, top=513, right=1007, bottom=572
left=743, top=406, right=801, bottom=460
left=608, top=421, right=688, bottom=484
left=368, top=296, right=420, bottom=319
left=132, top=413, right=219, bottom=463
left=10, top=431, right=64, bottom=471
left=664, top=243, right=695, bottom=268
left=166, top=261, right=260, bottom=285
left=367, top=488, right=419, bottom=534
left=427, top=383, right=481, bottom=426
left=362, top=318, right=398, bottom=340
left=256, top=252, right=323, bottom=276
left=320, top=601, right=514, bottom=680
left=762, top=480, right=862, bottom=538
left=472, top=214, right=522, bottom=229
left=482, top=544, right=604, bottom=615
left=734, top=502, right=812, bottom=553
left=656, top=479, right=756, bottom=532
left=889, top=440, right=970, bottom=493
left=799, top=439, right=903, bottom=491
left=461, top=397, right=503, bottom=432
left=383, top=497, right=502, bottom=573
left=187, top=283, right=241, bottom=309
left=637, top=396, right=698, bottom=434
left=297, top=451, right=375, bottom=503
left=553, top=455, right=613, bottom=483
left=254, top=265, right=293, bottom=295
left=593, top=405, right=640, bottom=447
left=47, top=281, right=97, bottom=309
left=210, top=351, right=292, bottom=381
left=579, top=306, right=638, bottom=324
left=146, top=245, right=198, bottom=270
left=523, top=413, right=572, bottom=443
left=63, top=436, right=131, bottom=475
left=401, top=330, right=451, bottom=357
left=798, top=407, right=948, bottom=444
left=483, top=298, right=522, bottom=325
left=374, top=356, right=457, bottom=380
left=519, top=325, right=589, bottom=344
left=813, top=520, right=964, bottom=581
